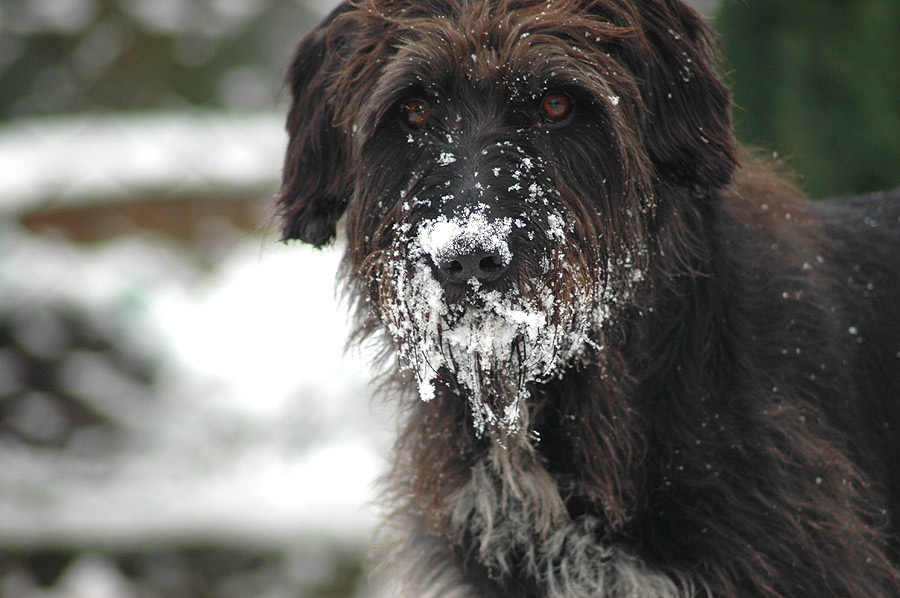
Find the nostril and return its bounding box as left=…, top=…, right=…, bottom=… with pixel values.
left=434, top=250, right=509, bottom=285
left=479, top=255, right=504, bottom=273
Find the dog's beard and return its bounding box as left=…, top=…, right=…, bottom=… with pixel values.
left=377, top=212, right=603, bottom=439
left=387, top=260, right=592, bottom=438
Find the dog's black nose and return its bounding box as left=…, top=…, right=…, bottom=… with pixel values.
left=434, top=249, right=509, bottom=284
left=417, top=211, right=513, bottom=285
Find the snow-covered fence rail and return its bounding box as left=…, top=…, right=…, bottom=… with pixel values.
left=0, top=113, right=287, bottom=241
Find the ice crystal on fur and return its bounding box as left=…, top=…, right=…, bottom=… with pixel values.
left=382, top=208, right=595, bottom=437
left=375, top=200, right=650, bottom=438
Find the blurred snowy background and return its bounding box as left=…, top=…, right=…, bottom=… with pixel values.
left=1, top=1, right=390, bottom=596
left=0, top=0, right=896, bottom=596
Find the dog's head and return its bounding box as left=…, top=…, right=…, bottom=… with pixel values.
left=278, top=0, right=736, bottom=436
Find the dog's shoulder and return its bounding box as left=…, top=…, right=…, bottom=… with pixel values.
left=816, top=188, right=900, bottom=245
left=813, top=188, right=900, bottom=311
left=815, top=187, right=900, bottom=372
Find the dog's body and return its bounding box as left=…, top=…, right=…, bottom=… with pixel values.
left=277, top=0, right=900, bottom=595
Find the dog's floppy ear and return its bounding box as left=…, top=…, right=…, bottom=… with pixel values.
left=629, top=0, right=738, bottom=190
left=278, top=2, right=358, bottom=246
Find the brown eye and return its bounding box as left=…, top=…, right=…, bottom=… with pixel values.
left=541, top=92, right=571, bottom=122
left=402, top=98, right=430, bottom=128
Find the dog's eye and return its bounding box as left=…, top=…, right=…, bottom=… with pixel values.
left=541, top=92, right=572, bottom=122
left=401, top=99, right=431, bottom=129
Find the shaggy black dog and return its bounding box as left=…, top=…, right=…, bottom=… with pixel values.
left=277, top=0, right=900, bottom=595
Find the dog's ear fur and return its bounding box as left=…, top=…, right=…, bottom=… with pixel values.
left=278, top=2, right=358, bottom=246
left=627, top=0, right=738, bottom=190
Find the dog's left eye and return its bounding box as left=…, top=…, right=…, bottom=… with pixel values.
left=541, top=92, right=572, bottom=122
left=401, top=99, right=431, bottom=129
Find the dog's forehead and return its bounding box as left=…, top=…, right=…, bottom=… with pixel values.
left=357, top=5, right=630, bottom=121
left=385, top=41, right=550, bottom=100
left=385, top=2, right=632, bottom=78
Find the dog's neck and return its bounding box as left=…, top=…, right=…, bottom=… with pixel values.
left=390, top=337, right=647, bottom=536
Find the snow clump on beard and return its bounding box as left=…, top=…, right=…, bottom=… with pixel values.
left=379, top=206, right=594, bottom=439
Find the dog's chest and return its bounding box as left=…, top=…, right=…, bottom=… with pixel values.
left=443, top=450, right=686, bottom=598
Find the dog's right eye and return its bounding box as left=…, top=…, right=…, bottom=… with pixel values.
left=541, top=92, right=572, bottom=123
left=401, top=99, right=431, bottom=129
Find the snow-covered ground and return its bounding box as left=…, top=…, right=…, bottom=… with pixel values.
left=0, top=210, right=397, bottom=598
left=1, top=225, right=390, bottom=548
left=0, top=110, right=399, bottom=595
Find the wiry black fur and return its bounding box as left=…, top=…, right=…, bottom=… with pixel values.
left=277, top=0, right=900, bottom=596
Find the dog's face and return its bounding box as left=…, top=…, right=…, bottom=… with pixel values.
left=279, top=0, right=736, bottom=436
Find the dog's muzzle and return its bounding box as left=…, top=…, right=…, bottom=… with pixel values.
left=416, top=209, right=518, bottom=287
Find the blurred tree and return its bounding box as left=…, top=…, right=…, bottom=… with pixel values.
left=0, top=0, right=321, bottom=119
left=716, top=0, right=900, bottom=198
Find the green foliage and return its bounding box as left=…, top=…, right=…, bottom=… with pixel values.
left=716, top=0, right=900, bottom=198
left=0, top=0, right=319, bottom=119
